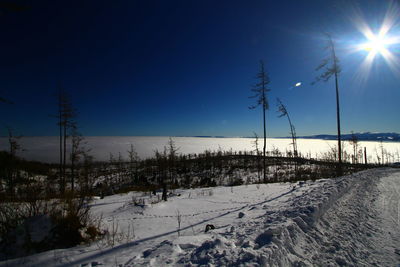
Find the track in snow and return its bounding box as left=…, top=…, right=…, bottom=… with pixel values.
left=176, top=168, right=400, bottom=266
left=294, top=168, right=400, bottom=266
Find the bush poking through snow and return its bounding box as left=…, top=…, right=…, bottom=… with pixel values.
left=51, top=195, right=103, bottom=248
left=132, top=196, right=145, bottom=207
left=0, top=195, right=102, bottom=260
left=195, top=189, right=214, bottom=197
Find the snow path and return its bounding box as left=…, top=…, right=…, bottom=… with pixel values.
left=291, top=168, right=400, bottom=266
left=176, top=168, right=400, bottom=266
left=1, top=168, right=400, bottom=266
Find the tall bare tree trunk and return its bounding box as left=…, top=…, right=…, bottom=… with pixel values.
left=332, top=43, right=342, bottom=174
left=63, top=121, right=67, bottom=192
left=58, top=93, right=64, bottom=194
left=262, top=99, right=266, bottom=183
left=57, top=88, right=75, bottom=194
left=334, top=79, right=341, bottom=164
left=249, top=60, right=270, bottom=183
left=314, top=35, right=342, bottom=175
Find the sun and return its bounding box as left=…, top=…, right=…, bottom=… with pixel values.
left=361, top=34, right=389, bottom=54
left=349, top=2, right=400, bottom=82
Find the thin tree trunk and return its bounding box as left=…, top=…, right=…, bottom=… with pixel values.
left=162, top=181, right=167, bottom=201
left=334, top=72, right=342, bottom=174
left=286, top=113, right=297, bottom=157
left=63, top=121, right=67, bottom=193
left=334, top=72, right=341, bottom=164
left=263, top=96, right=266, bottom=183
left=59, top=99, right=64, bottom=194
left=364, top=147, right=367, bottom=165
left=331, top=41, right=342, bottom=174
left=71, top=158, right=75, bottom=193
left=286, top=113, right=298, bottom=176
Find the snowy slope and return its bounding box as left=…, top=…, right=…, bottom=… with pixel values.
left=1, top=168, right=399, bottom=266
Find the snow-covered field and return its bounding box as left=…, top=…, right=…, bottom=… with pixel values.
left=0, top=136, right=399, bottom=163
left=2, top=168, right=399, bottom=266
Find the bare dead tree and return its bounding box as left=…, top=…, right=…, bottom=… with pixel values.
left=5, top=127, right=22, bottom=196
left=127, top=144, right=139, bottom=184
left=276, top=98, right=297, bottom=157
left=153, top=148, right=168, bottom=201
left=313, top=33, right=343, bottom=174
left=57, top=90, right=64, bottom=193
left=81, top=153, right=94, bottom=195
left=70, top=124, right=86, bottom=194
left=380, top=141, right=385, bottom=165
left=167, top=137, right=179, bottom=185
left=56, top=88, right=76, bottom=194
left=249, top=60, right=271, bottom=182
left=7, top=127, right=21, bottom=157
left=350, top=132, right=359, bottom=164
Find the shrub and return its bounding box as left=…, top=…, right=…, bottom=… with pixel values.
left=0, top=195, right=101, bottom=260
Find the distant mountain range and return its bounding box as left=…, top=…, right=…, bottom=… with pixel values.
left=295, top=132, right=400, bottom=142
left=189, top=132, right=400, bottom=142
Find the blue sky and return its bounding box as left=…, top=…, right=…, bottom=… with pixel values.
left=0, top=0, right=399, bottom=137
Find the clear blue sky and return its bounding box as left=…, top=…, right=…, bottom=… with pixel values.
left=0, top=0, right=399, bottom=137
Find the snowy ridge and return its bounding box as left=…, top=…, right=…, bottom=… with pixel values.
left=175, top=169, right=398, bottom=266
left=177, top=174, right=356, bottom=266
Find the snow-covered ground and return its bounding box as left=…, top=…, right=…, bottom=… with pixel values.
left=2, top=168, right=399, bottom=266
left=0, top=136, right=399, bottom=163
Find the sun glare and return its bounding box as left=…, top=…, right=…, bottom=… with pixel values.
left=349, top=2, right=400, bottom=83
left=361, top=34, right=389, bottom=54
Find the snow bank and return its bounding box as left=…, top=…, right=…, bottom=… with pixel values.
left=178, top=169, right=397, bottom=266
